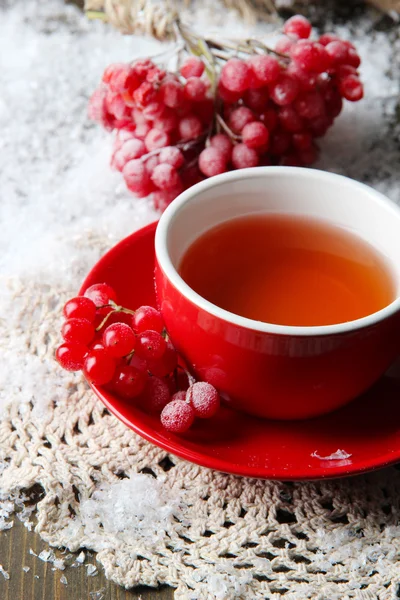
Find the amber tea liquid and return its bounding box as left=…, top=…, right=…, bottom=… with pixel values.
left=179, top=214, right=395, bottom=327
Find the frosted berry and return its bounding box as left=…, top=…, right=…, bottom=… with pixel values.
left=243, top=87, right=270, bottom=112
left=56, top=342, right=88, bottom=371
left=180, top=57, right=205, bottom=79
left=209, top=134, right=232, bottom=162
left=339, top=75, right=364, bottom=102
left=132, top=306, right=164, bottom=334
left=160, top=80, right=184, bottom=108
left=63, top=297, right=96, bottom=322
left=76, top=283, right=117, bottom=306
left=146, top=67, right=166, bottom=84
left=172, top=391, right=187, bottom=402
left=132, top=58, right=153, bottom=79
left=144, top=128, right=170, bottom=152
left=113, top=138, right=146, bottom=170
left=231, top=144, right=259, bottom=169
left=154, top=110, right=178, bottom=133
left=178, top=115, right=203, bottom=140
left=248, top=55, right=281, bottom=85
left=220, top=58, right=251, bottom=93
left=123, top=159, right=152, bottom=195
left=151, top=163, right=180, bottom=190
left=160, top=400, right=195, bottom=433
left=241, top=121, right=269, bottom=149
left=286, top=62, right=317, bottom=91
left=275, top=37, right=295, bottom=55
left=62, top=318, right=95, bottom=346
left=153, top=186, right=183, bottom=211
left=217, top=81, right=242, bottom=104
left=144, top=154, right=160, bottom=175
left=133, top=122, right=151, bottom=140
left=158, top=146, right=184, bottom=169
left=144, top=376, right=171, bottom=412
left=135, top=330, right=167, bottom=360
left=187, top=381, right=220, bottom=418
left=318, top=33, right=339, bottom=46
left=325, top=40, right=349, bottom=65
left=83, top=348, right=116, bottom=386
left=112, top=365, right=147, bottom=399
left=198, top=147, right=227, bottom=177
left=142, top=102, right=165, bottom=121
left=290, top=41, right=329, bottom=73
left=103, top=322, right=136, bottom=357
left=184, top=77, right=207, bottom=102
left=294, top=91, right=325, bottom=119
left=228, top=106, right=255, bottom=133
left=346, top=49, right=361, bottom=68
left=278, top=106, right=304, bottom=132
left=283, top=15, right=312, bottom=39
left=270, top=75, right=299, bottom=106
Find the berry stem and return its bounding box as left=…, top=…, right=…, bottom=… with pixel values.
left=216, top=114, right=241, bottom=141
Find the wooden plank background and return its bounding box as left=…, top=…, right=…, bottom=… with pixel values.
left=0, top=519, right=174, bottom=600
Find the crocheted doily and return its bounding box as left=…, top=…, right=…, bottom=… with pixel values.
left=2, top=277, right=400, bottom=600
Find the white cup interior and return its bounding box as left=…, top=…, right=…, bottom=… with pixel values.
left=155, top=167, right=400, bottom=335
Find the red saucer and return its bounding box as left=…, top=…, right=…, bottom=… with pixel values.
left=80, top=222, right=400, bottom=480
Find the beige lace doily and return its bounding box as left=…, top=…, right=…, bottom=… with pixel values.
left=2, top=273, right=400, bottom=599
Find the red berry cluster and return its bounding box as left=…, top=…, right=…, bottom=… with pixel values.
left=88, top=15, right=364, bottom=209
left=88, top=56, right=212, bottom=211
left=206, top=15, right=363, bottom=170
left=55, top=283, right=220, bottom=433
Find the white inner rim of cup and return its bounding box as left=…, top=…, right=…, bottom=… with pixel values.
left=155, top=167, right=400, bottom=336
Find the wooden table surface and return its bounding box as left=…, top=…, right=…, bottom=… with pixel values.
left=0, top=519, right=174, bottom=600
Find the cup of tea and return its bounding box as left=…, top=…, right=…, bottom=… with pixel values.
left=154, top=167, right=400, bottom=420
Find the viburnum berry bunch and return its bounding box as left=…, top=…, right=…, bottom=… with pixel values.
left=88, top=15, right=364, bottom=211
left=56, top=283, right=220, bottom=433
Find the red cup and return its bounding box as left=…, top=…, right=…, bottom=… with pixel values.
left=155, top=167, right=400, bottom=419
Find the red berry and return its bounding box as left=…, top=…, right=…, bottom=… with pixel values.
left=346, top=49, right=361, bottom=68
left=133, top=122, right=152, bottom=140
left=197, top=99, right=214, bottom=125
left=228, top=106, right=255, bottom=133
left=292, top=131, right=313, bottom=150
left=339, top=75, right=364, bottom=101
left=242, top=121, right=269, bottom=149
left=103, top=322, right=136, bottom=358
left=281, top=153, right=302, bottom=167
left=270, top=75, right=299, bottom=106
left=275, top=37, right=295, bottom=55
left=220, top=58, right=251, bottom=93
left=144, top=376, right=171, bottom=412
left=144, top=154, right=160, bottom=176
left=298, top=144, right=319, bottom=165
left=286, top=62, right=317, bottom=91
left=133, top=82, right=158, bottom=107
left=132, top=108, right=146, bottom=125
left=56, top=342, right=88, bottom=371
left=290, top=41, right=330, bottom=73
left=132, top=306, right=164, bottom=333
left=336, top=64, right=358, bottom=79
left=198, top=147, right=227, bottom=177
left=187, top=381, right=220, bottom=418
left=153, top=185, right=183, bottom=211
left=323, top=85, right=343, bottom=118
left=106, top=91, right=130, bottom=120
left=151, top=163, right=180, bottom=190
left=109, top=64, right=138, bottom=93
left=158, top=146, right=184, bottom=169
left=209, top=134, right=232, bottom=162
left=129, top=352, right=148, bottom=372
left=144, top=128, right=170, bottom=152
left=136, top=330, right=167, bottom=360
left=83, top=349, right=116, bottom=385
left=270, top=129, right=291, bottom=155
left=132, top=58, right=154, bottom=79
left=231, top=144, right=259, bottom=169
left=217, top=81, right=242, bottom=104
left=248, top=55, right=281, bottom=85
left=294, top=91, right=325, bottom=119
left=160, top=80, right=184, bottom=108
left=172, top=391, right=187, bottom=402
left=308, top=115, right=332, bottom=137
left=283, top=15, right=312, bottom=39
left=147, top=340, right=177, bottom=377
left=160, top=400, right=195, bottom=433
left=153, top=109, right=178, bottom=133
left=259, top=106, right=279, bottom=132
left=63, top=297, right=96, bottom=322
left=178, top=115, right=203, bottom=140
left=325, top=40, right=349, bottom=65
left=123, top=159, right=152, bottom=195
left=278, top=106, right=304, bottom=132
left=184, top=77, right=207, bottom=102
left=180, top=57, right=205, bottom=79
left=112, top=365, right=147, bottom=399
left=113, top=138, right=146, bottom=170
left=243, top=87, right=270, bottom=112
left=146, top=67, right=166, bottom=84
left=142, top=102, right=164, bottom=121
left=62, top=318, right=95, bottom=345
left=318, top=33, right=339, bottom=46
